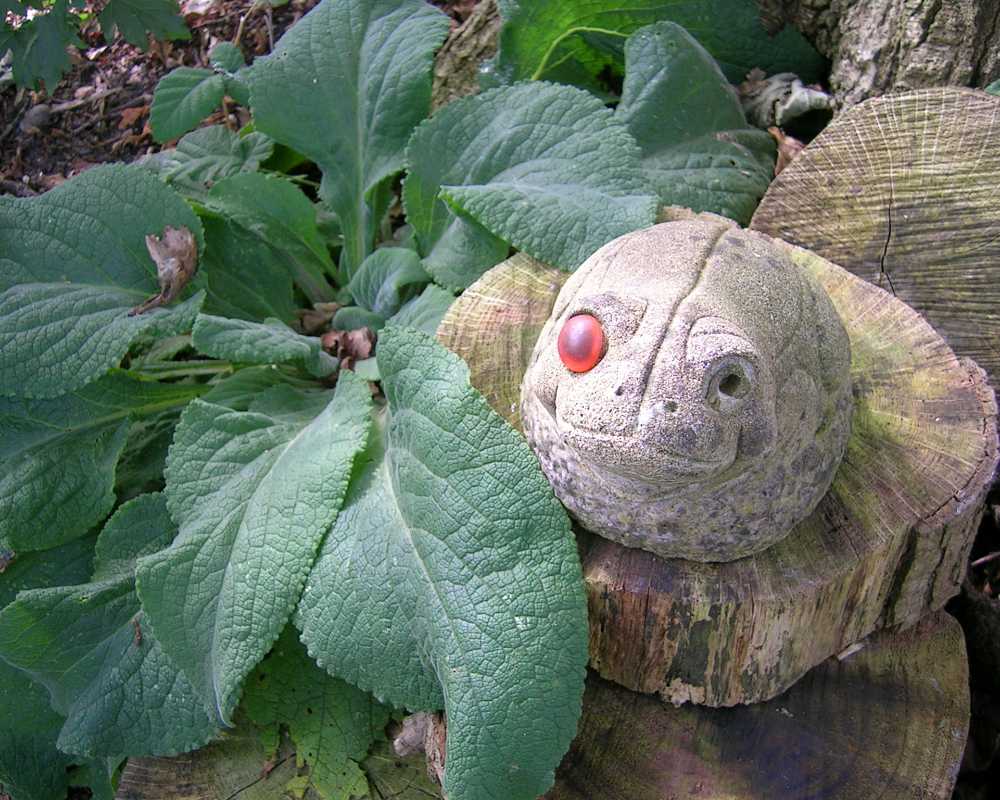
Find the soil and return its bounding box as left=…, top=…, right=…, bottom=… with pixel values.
left=0, top=0, right=475, bottom=197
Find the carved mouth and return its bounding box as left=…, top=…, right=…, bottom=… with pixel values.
left=533, top=390, right=727, bottom=476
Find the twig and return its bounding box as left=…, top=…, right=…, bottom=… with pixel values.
left=48, top=86, right=122, bottom=115
left=971, top=550, right=1000, bottom=568
left=233, top=0, right=263, bottom=46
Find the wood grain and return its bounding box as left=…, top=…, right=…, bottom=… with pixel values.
left=751, top=88, right=1000, bottom=392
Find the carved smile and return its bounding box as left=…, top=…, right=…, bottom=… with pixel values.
left=535, top=390, right=728, bottom=476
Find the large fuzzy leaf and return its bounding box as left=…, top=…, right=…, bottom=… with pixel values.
left=137, top=373, right=372, bottom=725
left=0, top=495, right=218, bottom=759
left=243, top=627, right=391, bottom=799
left=199, top=217, right=299, bottom=323
left=0, top=372, right=206, bottom=552
left=296, top=328, right=588, bottom=800
left=387, top=285, right=455, bottom=335
left=404, top=82, right=657, bottom=283
left=490, top=0, right=825, bottom=86
left=616, top=22, right=776, bottom=224
left=0, top=538, right=94, bottom=800
left=199, top=172, right=336, bottom=304
left=191, top=314, right=338, bottom=377
left=0, top=164, right=205, bottom=399
left=247, top=0, right=450, bottom=278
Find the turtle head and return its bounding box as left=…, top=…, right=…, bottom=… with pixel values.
left=523, top=222, right=778, bottom=486
left=520, top=218, right=853, bottom=562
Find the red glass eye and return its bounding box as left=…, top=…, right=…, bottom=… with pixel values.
left=558, top=314, right=605, bottom=373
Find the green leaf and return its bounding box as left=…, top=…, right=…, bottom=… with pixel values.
left=616, top=22, right=776, bottom=224
left=99, top=0, right=189, bottom=49
left=406, top=82, right=657, bottom=274
left=247, top=0, right=450, bottom=278
left=137, top=373, right=373, bottom=725
left=0, top=538, right=95, bottom=800
left=243, top=627, right=391, bottom=799
left=200, top=172, right=337, bottom=304
left=150, top=66, right=226, bottom=142
left=296, top=328, right=588, bottom=800
left=4, top=2, right=82, bottom=90
left=115, top=407, right=181, bottom=501
left=490, top=0, right=825, bottom=86
left=0, top=371, right=206, bottom=552
left=200, top=217, right=299, bottom=323
left=153, top=126, right=274, bottom=191
left=192, top=314, right=338, bottom=377
left=332, top=306, right=386, bottom=332
left=347, top=248, right=429, bottom=317
left=0, top=495, right=218, bottom=759
left=986, top=78, right=1000, bottom=96
left=387, top=284, right=454, bottom=335
left=210, top=41, right=246, bottom=72
left=0, top=164, right=205, bottom=399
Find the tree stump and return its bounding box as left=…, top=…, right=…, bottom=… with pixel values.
left=751, top=89, right=1000, bottom=393
left=437, top=226, right=998, bottom=706
left=547, top=610, right=969, bottom=800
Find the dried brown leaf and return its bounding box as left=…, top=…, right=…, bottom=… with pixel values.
left=320, top=327, right=375, bottom=370
left=768, top=126, right=805, bottom=176
left=129, top=226, right=199, bottom=316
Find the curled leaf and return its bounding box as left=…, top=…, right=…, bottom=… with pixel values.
left=130, top=226, right=199, bottom=316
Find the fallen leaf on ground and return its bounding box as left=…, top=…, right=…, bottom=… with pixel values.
left=118, top=105, right=149, bottom=130
left=769, top=126, right=805, bottom=176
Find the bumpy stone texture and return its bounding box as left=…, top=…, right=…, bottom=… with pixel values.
left=521, top=219, right=852, bottom=562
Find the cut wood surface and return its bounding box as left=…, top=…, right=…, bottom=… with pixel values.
left=547, top=611, right=969, bottom=800
left=115, top=726, right=300, bottom=800
left=752, top=88, right=1000, bottom=392
left=437, top=232, right=999, bottom=706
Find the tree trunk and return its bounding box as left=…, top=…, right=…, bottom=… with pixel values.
left=431, top=0, right=500, bottom=111
left=757, top=0, right=1000, bottom=106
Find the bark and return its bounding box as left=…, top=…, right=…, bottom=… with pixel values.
left=431, top=0, right=500, bottom=111
left=758, top=0, right=1000, bottom=106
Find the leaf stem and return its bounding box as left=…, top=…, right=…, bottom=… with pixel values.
left=530, top=27, right=629, bottom=81
left=130, top=361, right=236, bottom=379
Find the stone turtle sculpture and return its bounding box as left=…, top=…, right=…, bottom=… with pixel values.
left=521, top=219, right=853, bottom=562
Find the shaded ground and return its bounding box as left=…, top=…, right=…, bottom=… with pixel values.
left=0, top=0, right=474, bottom=196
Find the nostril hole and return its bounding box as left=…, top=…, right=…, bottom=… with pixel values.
left=719, top=372, right=746, bottom=399
left=664, top=400, right=678, bottom=413
left=614, top=384, right=625, bottom=396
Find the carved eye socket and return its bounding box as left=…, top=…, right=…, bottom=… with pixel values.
left=707, top=360, right=753, bottom=409
left=558, top=314, right=605, bottom=373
